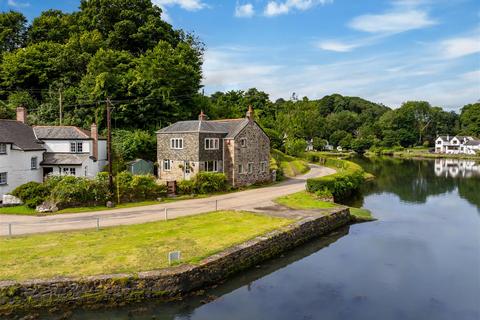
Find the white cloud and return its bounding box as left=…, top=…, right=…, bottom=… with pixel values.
left=264, top=0, right=332, bottom=17
left=203, top=45, right=479, bottom=109
left=316, top=40, right=359, bottom=52
left=235, top=3, right=255, bottom=18
left=152, top=0, right=205, bottom=11
left=7, top=0, right=30, bottom=8
left=438, top=35, right=480, bottom=59
left=349, top=9, right=436, bottom=33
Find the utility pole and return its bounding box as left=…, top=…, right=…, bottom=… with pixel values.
left=106, top=98, right=113, bottom=193
left=58, top=87, right=63, bottom=125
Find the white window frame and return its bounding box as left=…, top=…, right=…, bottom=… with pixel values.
left=170, top=138, right=184, bottom=150
left=62, top=167, right=76, bottom=176
left=240, top=138, right=247, bottom=148
left=248, top=162, right=254, bottom=174
left=70, top=142, right=77, bottom=153
left=238, top=164, right=244, bottom=174
left=76, top=142, right=83, bottom=153
left=204, top=160, right=218, bottom=172
left=31, top=157, right=38, bottom=170
left=260, top=161, right=267, bottom=173
left=0, top=172, right=7, bottom=185
left=163, top=159, right=172, bottom=171
left=205, top=138, right=219, bottom=150
left=0, top=143, right=6, bottom=154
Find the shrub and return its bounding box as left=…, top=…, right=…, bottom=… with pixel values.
left=314, top=188, right=333, bottom=201
left=11, top=181, right=49, bottom=208
left=305, top=153, right=320, bottom=163
left=306, top=157, right=365, bottom=201
left=130, top=175, right=165, bottom=200
left=194, top=172, right=227, bottom=194
left=284, top=138, right=307, bottom=157
left=116, top=171, right=134, bottom=202
left=177, top=179, right=196, bottom=195
left=50, top=176, right=99, bottom=209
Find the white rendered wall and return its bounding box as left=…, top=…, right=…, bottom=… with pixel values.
left=0, top=144, right=44, bottom=198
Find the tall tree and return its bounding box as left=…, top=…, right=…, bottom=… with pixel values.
left=0, top=11, right=27, bottom=54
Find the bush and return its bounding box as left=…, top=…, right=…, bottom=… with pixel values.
left=305, top=153, right=320, bottom=163
left=115, top=171, right=166, bottom=202
left=177, top=179, right=196, bottom=195
left=284, top=138, right=307, bottom=157
left=306, top=157, right=365, bottom=201
left=193, top=172, right=227, bottom=194
left=314, top=188, right=333, bottom=201
left=50, top=176, right=99, bottom=209
left=11, top=181, right=49, bottom=208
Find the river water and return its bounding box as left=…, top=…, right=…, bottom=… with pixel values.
left=43, top=158, right=480, bottom=319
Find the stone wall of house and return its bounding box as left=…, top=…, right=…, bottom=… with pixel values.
left=157, top=133, right=199, bottom=181
left=232, top=121, right=271, bottom=187
left=198, top=132, right=225, bottom=162
left=0, top=209, right=352, bottom=314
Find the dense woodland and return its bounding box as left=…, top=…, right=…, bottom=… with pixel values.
left=1, top=0, right=479, bottom=162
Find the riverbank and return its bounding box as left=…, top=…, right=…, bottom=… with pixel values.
left=0, top=207, right=352, bottom=315
left=366, top=148, right=480, bottom=161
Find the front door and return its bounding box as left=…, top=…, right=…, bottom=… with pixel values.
left=184, top=161, right=192, bottom=180
left=43, top=167, right=53, bottom=180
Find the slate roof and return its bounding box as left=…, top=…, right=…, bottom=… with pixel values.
left=464, top=139, right=480, bottom=146
left=40, top=153, right=90, bottom=165
left=0, top=120, right=45, bottom=151
left=33, top=126, right=93, bottom=140
left=157, top=118, right=250, bottom=139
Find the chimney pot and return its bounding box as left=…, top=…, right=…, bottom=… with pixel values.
left=16, top=106, right=27, bottom=124
left=246, top=105, right=254, bottom=121
left=198, top=110, right=207, bottom=121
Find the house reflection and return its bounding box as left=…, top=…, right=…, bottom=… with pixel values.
left=434, top=159, right=480, bottom=178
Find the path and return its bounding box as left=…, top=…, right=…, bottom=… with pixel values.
left=0, top=165, right=335, bottom=236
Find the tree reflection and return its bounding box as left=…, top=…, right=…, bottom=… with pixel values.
left=352, top=157, right=480, bottom=208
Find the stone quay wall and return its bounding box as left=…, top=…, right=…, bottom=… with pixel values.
left=0, top=208, right=351, bottom=313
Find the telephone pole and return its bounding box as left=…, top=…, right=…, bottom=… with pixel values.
left=58, top=88, right=63, bottom=125
left=106, top=98, right=113, bottom=193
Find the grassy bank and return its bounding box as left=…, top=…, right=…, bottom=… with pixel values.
left=366, top=148, right=480, bottom=160
left=304, top=153, right=368, bottom=201
left=0, top=211, right=292, bottom=281
left=275, top=191, right=374, bottom=221
left=271, top=149, right=310, bottom=178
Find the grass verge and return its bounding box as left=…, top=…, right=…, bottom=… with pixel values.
left=0, top=210, right=292, bottom=282
left=275, top=191, right=374, bottom=221
left=271, top=149, right=310, bottom=178
left=275, top=191, right=336, bottom=209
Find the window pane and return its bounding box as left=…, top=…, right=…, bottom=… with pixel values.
left=77, top=142, right=83, bottom=153
left=70, top=143, right=76, bottom=152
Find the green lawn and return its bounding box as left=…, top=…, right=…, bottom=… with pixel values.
left=0, top=211, right=292, bottom=281
left=275, top=191, right=374, bottom=221
left=275, top=191, right=336, bottom=209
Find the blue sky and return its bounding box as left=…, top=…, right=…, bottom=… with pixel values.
left=1, top=0, right=479, bottom=110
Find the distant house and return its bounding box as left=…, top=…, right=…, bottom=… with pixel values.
left=127, top=159, right=154, bottom=175
left=156, top=107, right=271, bottom=187
left=435, top=135, right=480, bottom=155
left=0, top=107, right=108, bottom=199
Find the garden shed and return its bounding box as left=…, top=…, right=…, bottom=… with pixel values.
left=126, top=159, right=154, bottom=175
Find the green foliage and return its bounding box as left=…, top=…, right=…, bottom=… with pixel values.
left=350, top=137, right=374, bottom=154
left=459, top=103, right=480, bottom=136
left=193, top=172, right=228, bottom=194
left=306, top=157, right=365, bottom=200
left=312, top=137, right=328, bottom=151
left=115, top=171, right=166, bottom=203
left=0, top=11, right=27, bottom=53
left=177, top=172, right=227, bottom=195
left=112, top=129, right=156, bottom=162
left=177, top=179, right=196, bottom=195
left=284, top=138, right=307, bottom=157
left=11, top=182, right=49, bottom=208
left=271, top=149, right=309, bottom=178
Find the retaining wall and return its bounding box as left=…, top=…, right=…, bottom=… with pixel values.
left=0, top=208, right=351, bottom=313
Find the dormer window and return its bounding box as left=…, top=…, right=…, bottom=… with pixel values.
left=70, top=142, right=83, bottom=153
left=170, top=138, right=183, bottom=149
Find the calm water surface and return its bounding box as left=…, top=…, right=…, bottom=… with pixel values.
left=42, top=158, right=480, bottom=319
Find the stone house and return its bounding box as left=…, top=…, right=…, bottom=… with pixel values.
left=157, top=107, right=270, bottom=187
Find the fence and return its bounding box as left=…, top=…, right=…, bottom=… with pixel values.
left=1, top=199, right=222, bottom=237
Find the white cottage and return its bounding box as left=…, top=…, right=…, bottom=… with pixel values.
left=435, top=135, right=480, bottom=155
left=0, top=107, right=108, bottom=200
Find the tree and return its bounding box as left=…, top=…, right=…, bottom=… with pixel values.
left=312, top=137, right=328, bottom=151
left=459, top=103, right=480, bottom=136
left=28, top=10, right=74, bottom=44
left=0, top=11, right=27, bottom=53
left=284, top=138, right=307, bottom=157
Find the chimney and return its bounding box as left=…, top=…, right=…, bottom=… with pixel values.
left=198, top=110, right=207, bottom=121
left=91, top=123, right=98, bottom=160
left=16, top=106, right=27, bottom=124
left=246, top=105, right=254, bottom=121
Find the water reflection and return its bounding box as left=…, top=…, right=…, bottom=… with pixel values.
left=434, top=159, right=480, bottom=178
left=347, top=157, right=480, bottom=209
